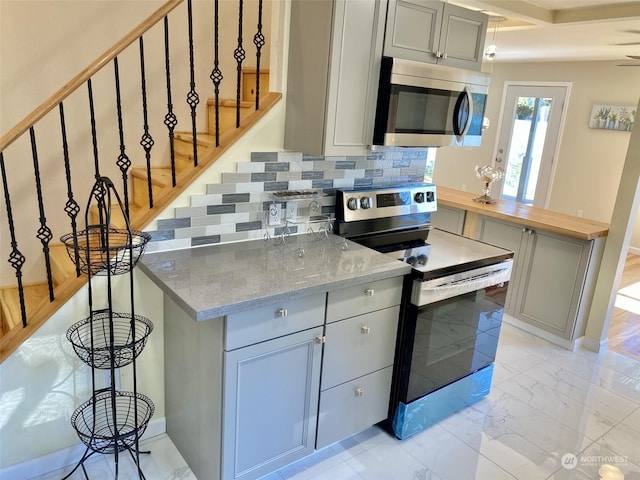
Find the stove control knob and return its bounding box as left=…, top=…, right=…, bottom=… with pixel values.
left=416, top=254, right=428, bottom=266
left=347, top=197, right=359, bottom=210
left=426, top=191, right=435, bottom=202
left=414, top=192, right=425, bottom=203
left=406, top=256, right=417, bottom=266
left=360, top=197, right=373, bottom=209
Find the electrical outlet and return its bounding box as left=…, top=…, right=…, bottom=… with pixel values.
left=577, top=209, right=584, bottom=217
left=461, top=184, right=466, bottom=191
left=286, top=202, right=298, bottom=220
left=268, top=204, right=282, bottom=226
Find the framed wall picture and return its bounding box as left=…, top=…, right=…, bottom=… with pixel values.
left=589, top=104, right=635, bottom=131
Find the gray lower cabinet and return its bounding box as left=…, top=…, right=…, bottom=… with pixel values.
left=164, top=277, right=403, bottom=480
left=476, top=215, right=602, bottom=341
left=384, top=0, right=488, bottom=71
left=222, top=327, right=323, bottom=480
left=430, top=205, right=466, bottom=235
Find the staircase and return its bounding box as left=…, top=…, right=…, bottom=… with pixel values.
left=0, top=0, right=282, bottom=363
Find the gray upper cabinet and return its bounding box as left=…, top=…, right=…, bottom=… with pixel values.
left=284, top=0, right=386, bottom=156
left=384, top=0, right=488, bottom=71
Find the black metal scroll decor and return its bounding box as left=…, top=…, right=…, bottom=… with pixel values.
left=61, top=177, right=153, bottom=480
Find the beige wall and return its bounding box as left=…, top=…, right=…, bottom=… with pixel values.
left=433, top=61, right=640, bottom=245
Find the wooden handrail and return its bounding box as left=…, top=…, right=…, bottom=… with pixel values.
left=0, top=0, right=184, bottom=153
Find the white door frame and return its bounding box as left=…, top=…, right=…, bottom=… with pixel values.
left=491, top=81, right=572, bottom=209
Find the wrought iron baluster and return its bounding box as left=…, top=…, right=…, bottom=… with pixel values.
left=163, top=16, right=178, bottom=187
left=186, top=0, right=200, bottom=167
left=113, top=57, right=132, bottom=219
left=0, top=152, right=27, bottom=328
left=234, top=0, right=246, bottom=127
left=210, top=0, right=223, bottom=147
left=29, top=128, right=54, bottom=302
left=253, top=0, right=265, bottom=110
left=139, top=36, right=155, bottom=209
left=87, top=79, right=106, bottom=228
left=59, top=102, right=81, bottom=277
left=87, top=79, right=101, bottom=181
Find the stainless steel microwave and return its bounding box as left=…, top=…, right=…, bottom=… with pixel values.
left=373, top=57, right=490, bottom=148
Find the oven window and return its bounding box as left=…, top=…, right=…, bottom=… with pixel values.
left=406, top=284, right=506, bottom=402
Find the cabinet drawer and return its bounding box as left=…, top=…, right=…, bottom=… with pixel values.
left=326, top=276, right=403, bottom=323
left=322, top=306, right=399, bottom=390
left=225, top=294, right=325, bottom=350
left=316, top=367, right=393, bottom=449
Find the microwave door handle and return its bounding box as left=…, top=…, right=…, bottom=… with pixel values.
left=453, top=86, right=473, bottom=142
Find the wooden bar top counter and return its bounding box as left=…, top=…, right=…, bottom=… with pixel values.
left=436, top=185, right=609, bottom=241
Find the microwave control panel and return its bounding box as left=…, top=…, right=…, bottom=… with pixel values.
left=336, top=184, right=437, bottom=223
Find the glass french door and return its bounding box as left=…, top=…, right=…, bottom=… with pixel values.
left=494, top=85, right=568, bottom=207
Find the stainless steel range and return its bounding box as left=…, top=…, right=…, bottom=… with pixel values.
left=334, top=184, right=514, bottom=440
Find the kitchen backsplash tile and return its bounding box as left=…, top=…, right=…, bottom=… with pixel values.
left=144, top=148, right=428, bottom=253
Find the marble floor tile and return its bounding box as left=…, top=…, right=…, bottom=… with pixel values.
left=597, top=420, right=640, bottom=466
left=345, top=440, right=429, bottom=480
left=497, top=373, right=618, bottom=440
left=521, top=360, right=640, bottom=421
left=472, top=386, right=594, bottom=456
left=546, top=441, right=640, bottom=479
left=437, top=403, right=562, bottom=479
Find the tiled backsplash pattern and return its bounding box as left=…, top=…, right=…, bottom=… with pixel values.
left=145, top=149, right=428, bottom=253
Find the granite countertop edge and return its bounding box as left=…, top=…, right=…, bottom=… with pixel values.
left=138, top=236, right=411, bottom=322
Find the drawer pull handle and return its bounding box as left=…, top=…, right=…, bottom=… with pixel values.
left=361, top=326, right=371, bottom=334
left=315, top=336, right=326, bottom=344
left=355, top=388, right=364, bottom=397
left=364, top=288, right=375, bottom=296
left=275, top=308, right=288, bottom=318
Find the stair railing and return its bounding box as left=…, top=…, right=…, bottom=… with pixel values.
left=0, top=0, right=267, bottom=345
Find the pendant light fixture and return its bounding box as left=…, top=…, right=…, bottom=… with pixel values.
left=484, top=16, right=504, bottom=60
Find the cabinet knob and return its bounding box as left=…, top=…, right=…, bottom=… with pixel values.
left=364, top=288, right=375, bottom=296
left=275, top=308, right=288, bottom=318
left=355, top=388, right=364, bottom=397
left=315, top=336, right=326, bottom=344
left=361, top=326, right=371, bottom=335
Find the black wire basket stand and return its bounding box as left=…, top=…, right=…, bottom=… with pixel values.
left=61, top=177, right=153, bottom=480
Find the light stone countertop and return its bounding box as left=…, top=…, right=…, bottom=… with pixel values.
left=138, top=234, right=411, bottom=321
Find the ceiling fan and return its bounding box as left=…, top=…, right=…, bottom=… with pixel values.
left=618, top=55, right=640, bottom=66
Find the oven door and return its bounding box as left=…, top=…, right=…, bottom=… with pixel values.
left=399, top=261, right=512, bottom=403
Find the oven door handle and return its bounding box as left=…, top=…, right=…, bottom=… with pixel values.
left=412, top=264, right=512, bottom=306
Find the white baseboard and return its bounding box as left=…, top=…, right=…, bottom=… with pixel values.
left=502, top=315, right=580, bottom=351
left=1, top=417, right=165, bottom=480
left=628, top=246, right=640, bottom=256
left=581, top=335, right=610, bottom=353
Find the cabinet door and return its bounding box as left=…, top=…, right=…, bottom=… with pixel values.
left=438, top=3, right=488, bottom=71
left=324, top=0, right=386, bottom=155
left=476, top=216, right=525, bottom=314
left=222, top=327, right=323, bottom=480
left=431, top=206, right=466, bottom=235
left=516, top=229, right=590, bottom=339
left=384, top=0, right=443, bottom=63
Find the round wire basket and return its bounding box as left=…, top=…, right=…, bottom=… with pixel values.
left=60, top=226, right=151, bottom=276
left=66, top=311, right=154, bottom=369
left=71, top=390, right=154, bottom=454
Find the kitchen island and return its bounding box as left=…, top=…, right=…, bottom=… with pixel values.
left=433, top=185, right=610, bottom=348
left=139, top=235, right=410, bottom=480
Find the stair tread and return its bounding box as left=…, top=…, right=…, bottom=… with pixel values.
left=206, top=98, right=254, bottom=108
